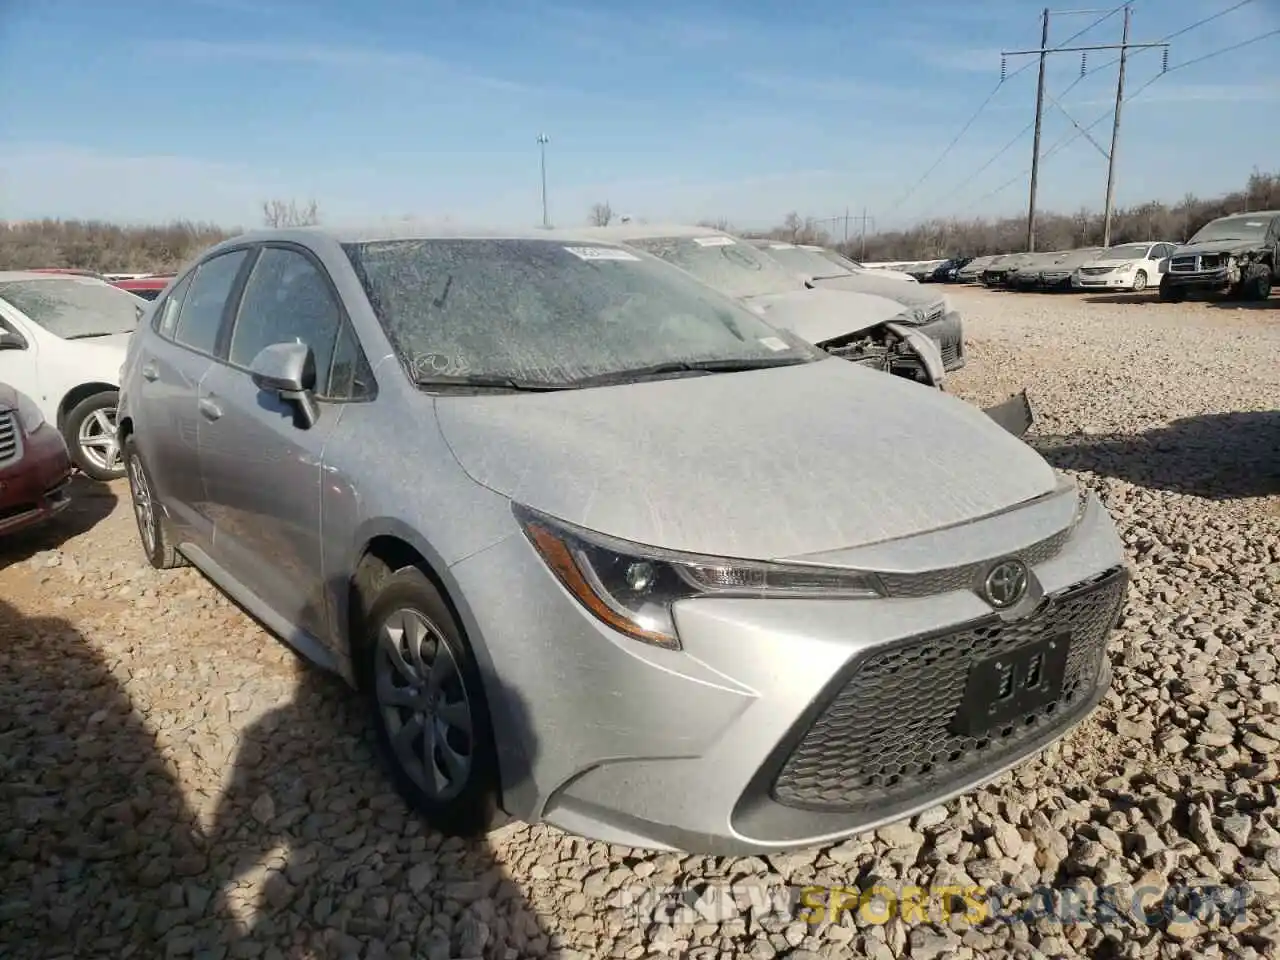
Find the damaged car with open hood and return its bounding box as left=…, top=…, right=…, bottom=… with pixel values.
left=747, top=239, right=966, bottom=372
left=1159, top=211, right=1278, bottom=302
left=117, top=224, right=1132, bottom=855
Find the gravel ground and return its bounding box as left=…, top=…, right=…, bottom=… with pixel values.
left=2, top=287, right=1279, bottom=960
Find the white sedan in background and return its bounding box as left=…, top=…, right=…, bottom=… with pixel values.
left=1071, top=242, right=1179, bottom=293
left=0, top=271, right=149, bottom=480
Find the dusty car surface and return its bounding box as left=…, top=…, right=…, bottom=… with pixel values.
left=1073, top=242, right=1178, bottom=292
left=983, top=253, right=1034, bottom=287
left=117, top=224, right=1129, bottom=855
left=0, top=381, right=73, bottom=536
left=748, top=240, right=965, bottom=371
left=1160, top=211, right=1278, bottom=302
left=565, top=224, right=949, bottom=386
left=1038, top=248, right=1103, bottom=290
left=957, top=255, right=996, bottom=282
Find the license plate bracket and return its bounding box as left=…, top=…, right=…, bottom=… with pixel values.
left=953, top=633, right=1071, bottom=736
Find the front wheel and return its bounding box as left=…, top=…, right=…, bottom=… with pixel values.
left=361, top=565, right=501, bottom=837
left=1159, top=282, right=1185, bottom=303
left=1242, top=265, right=1273, bottom=301
left=63, top=390, right=124, bottom=480
left=1132, top=270, right=1148, bottom=292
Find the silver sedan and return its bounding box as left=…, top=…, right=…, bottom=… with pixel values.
left=117, top=225, right=1129, bottom=854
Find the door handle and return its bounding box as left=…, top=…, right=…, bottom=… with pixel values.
left=141, top=363, right=159, bottom=382
left=199, top=398, right=222, bottom=421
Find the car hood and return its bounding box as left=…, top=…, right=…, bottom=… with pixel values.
left=1173, top=239, right=1264, bottom=256
left=741, top=288, right=905, bottom=345
left=436, top=357, right=1059, bottom=560
left=809, top=274, right=947, bottom=312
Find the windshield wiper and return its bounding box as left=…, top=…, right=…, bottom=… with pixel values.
left=564, top=356, right=809, bottom=388
left=63, top=331, right=120, bottom=340
left=414, top=373, right=572, bottom=393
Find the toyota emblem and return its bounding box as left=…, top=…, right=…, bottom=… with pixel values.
left=982, top=559, right=1029, bottom=609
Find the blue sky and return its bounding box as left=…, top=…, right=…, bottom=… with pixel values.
left=2, top=0, right=1278, bottom=231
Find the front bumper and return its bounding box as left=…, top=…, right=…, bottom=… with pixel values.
left=915, top=310, right=965, bottom=371
left=1074, top=271, right=1135, bottom=289
left=0, top=422, right=73, bottom=536
left=1163, top=268, right=1233, bottom=291
left=1040, top=271, right=1073, bottom=289
left=453, top=487, right=1127, bottom=854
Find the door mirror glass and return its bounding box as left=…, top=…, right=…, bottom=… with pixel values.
left=250, top=341, right=319, bottom=428
left=0, top=329, right=25, bottom=350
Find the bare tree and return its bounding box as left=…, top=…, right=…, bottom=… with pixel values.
left=261, top=199, right=320, bottom=228
left=588, top=202, right=614, bottom=227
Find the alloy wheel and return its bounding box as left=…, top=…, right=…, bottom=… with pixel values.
left=78, top=407, right=120, bottom=474
left=374, top=608, right=474, bottom=801
left=127, top=451, right=156, bottom=556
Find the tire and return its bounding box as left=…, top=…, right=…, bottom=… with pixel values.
left=1242, top=265, right=1273, bottom=302
left=63, top=390, right=124, bottom=480
left=1132, top=270, right=1148, bottom=292
left=1159, top=282, right=1185, bottom=303
left=358, top=563, right=500, bottom=837
left=123, top=434, right=188, bottom=569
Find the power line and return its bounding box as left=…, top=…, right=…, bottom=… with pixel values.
left=957, top=25, right=1280, bottom=213
left=886, top=3, right=1128, bottom=215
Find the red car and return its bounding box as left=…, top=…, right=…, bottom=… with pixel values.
left=110, top=275, right=173, bottom=301
left=0, top=382, right=73, bottom=537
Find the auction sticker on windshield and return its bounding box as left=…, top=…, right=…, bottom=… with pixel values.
left=758, top=336, right=789, bottom=351
left=563, top=246, right=641, bottom=261
left=768, top=243, right=796, bottom=249
left=693, top=236, right=736, bottom=247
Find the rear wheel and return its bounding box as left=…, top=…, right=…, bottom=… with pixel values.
left=1132, top=270, right=1148, bottom=292
left=63, top=390, right=124, bottom=480
left=359, top=564, right=500, bottom=837
left=123, top=434, right=187, bottom=569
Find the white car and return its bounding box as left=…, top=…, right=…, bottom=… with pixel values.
left=1071, top=242, right=1179, bottom=293
left=0, top=271, right=149, bottom=480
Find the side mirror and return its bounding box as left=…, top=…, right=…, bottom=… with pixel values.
left=250, top=341, right=319, bottom=428
left=0, top=329, right=26, bottom=350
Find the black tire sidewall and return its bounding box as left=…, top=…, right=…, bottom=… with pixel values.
left=63, top=390, right=122, bottom=480
left=360, top=566, right=499, bottom=837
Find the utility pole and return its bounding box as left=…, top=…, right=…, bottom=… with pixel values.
left=1002, top=6, right=1167, bottom=251
left=857, top=208, right=874, bottom=261
left=1026, top=8, right=1050, bottom=253
left=1101, top=5, right=1130, bottom=247
left=537, top=133, right=550, bottom=228
left=843, top=206, right=850, bottom=244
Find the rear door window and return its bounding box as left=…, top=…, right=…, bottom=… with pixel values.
left=173, top=250, right=249, bottom=355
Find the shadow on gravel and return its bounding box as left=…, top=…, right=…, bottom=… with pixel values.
left=0, top=475, right=117, bottom=570
left=1034, top=411, right=1280, bottom=500
left=1081, top=292, right=1280, bottom=310
left=0, top=595, right=551, bottom=959
left=1078, top=293, right=1160, bottom=306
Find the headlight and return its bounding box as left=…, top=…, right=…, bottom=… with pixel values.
left=15, top=392, right=44, bottom=433
left=515, top=505, right=885, bottom=649
left=1117, top=261, right=1135, bottom=271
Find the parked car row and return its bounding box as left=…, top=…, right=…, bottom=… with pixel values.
left=934, top=209, right=1279, bottom=302
left=101, top=221, right=1129, bottom=855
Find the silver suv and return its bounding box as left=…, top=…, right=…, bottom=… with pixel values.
left=117, top=225, right=1129, bottom=855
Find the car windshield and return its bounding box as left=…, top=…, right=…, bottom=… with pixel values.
left=0, top=277, right=145, bottom=338
left=343, top=238, right=822, bottom=387
left=1098, top=245, right=1150, bottom=261
left=626, top=235, right=805, bottom=300
left=757, top=243, right=852, bottom=279
left=1189, top=217, right=1271, bottom=244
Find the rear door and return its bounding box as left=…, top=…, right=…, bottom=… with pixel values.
left=131, top=248, right=252, bottom=549
left=198, top=243, right=371, bottom=639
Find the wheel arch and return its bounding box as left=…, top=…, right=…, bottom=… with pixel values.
left=342, top=521, right=523, bottom=812
left=57, top=382, right=118, bottom=430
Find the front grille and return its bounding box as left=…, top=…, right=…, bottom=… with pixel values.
left=940, top=343, right=960, bottom=368
left=1079, top=266, right=1111, bottom=276
left=0, top=412, right=21, bottom=467
left=924, top=305, right=946, bottom=324
left=1170, top=255, right=1199, bottom=273
left=771, top=567, right=1127, bottom=812
left=877, top=524, right=1071, bottom=599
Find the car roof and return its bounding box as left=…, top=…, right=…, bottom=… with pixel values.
left=549, top=223, right=736, bottom=242
left=1212, top=210, right=1280, bottom=221
left=204, top=223, right=700, bottom=251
